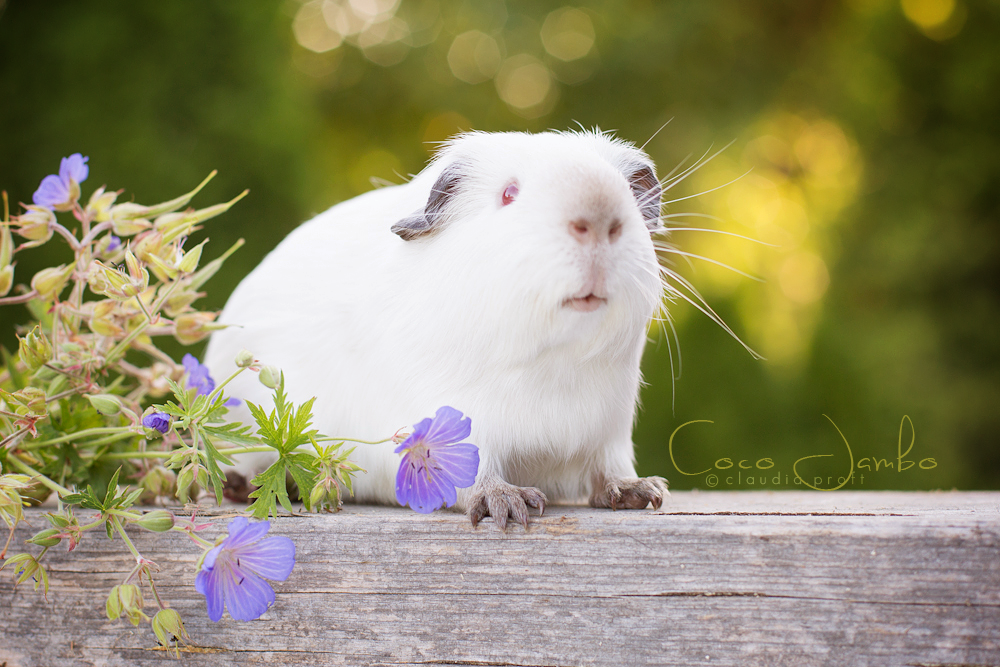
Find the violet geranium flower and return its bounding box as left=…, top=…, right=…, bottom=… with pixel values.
left=183, top=353, right=239, bottom=406
left=142, top=411, right=171, bottom=434
left=32, top=153, right=89, bottom=210
left=395, top=406, right=480, bottom=513
left=195, top=517, right=296, bottom=622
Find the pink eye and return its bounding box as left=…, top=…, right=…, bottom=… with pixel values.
left=501, top=183, right=519, bottom=206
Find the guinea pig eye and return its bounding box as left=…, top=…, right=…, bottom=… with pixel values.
left=501, top=183, right=519, bottom=206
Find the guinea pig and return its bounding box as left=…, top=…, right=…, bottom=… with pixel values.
left=204, top=129, right=670, bottom=528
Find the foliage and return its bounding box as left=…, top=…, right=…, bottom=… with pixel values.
left=0, top=160, right=366, bottom=646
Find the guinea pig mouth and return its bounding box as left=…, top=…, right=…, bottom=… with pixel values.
left=564, top=293, right=608, bottom=312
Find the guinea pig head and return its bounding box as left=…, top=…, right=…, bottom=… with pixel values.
left=391, top=131, right=664, bottom=360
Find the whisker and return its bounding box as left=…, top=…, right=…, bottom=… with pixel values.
left=658, top=153, right=693, bottom=184
left=661, top=139, right=737, bottom=193
left=657, top=247, right=764, bottom=282
left=657, top=228, right=778, bottom=247
left=640, top=118, right=673, bottom=151
left=662, top=169, right=752, bottom=207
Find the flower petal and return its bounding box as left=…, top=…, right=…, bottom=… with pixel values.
left=222, top=566, right=275, bottom=622
left=396, top=453, right=446, bottom=512
left=234, top=536, right=295, bottom=581
left=201, top=545, right=223, bottom=573
left=59, top=154, right=89, bottom=184
left=423, top=406, right=471, bottom=447
left=394, top=416, right=432, bottom=454
left=431, top=443, right=480, bottom=488
left=223, top=517, right=271, bottom=550
left=32, top=174, right=69, bottom=209
left=195, top=569, right=224, bottom=622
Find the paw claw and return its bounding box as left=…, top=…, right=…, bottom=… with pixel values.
left=467, top=481, right=547, bottom=529
left=591, top=476, right=669, bottom=511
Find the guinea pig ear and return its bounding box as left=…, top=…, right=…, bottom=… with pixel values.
left=626, top=162, right=663, bottom=231
left=391, top=165, right=464, bottom=241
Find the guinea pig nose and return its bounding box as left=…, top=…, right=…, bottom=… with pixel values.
left=568, top=219, right=621, bottom=244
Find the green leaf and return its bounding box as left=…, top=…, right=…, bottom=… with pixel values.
left=247, top=460, right=288, bottom=520
left=203, top=423, right=259, bottom=447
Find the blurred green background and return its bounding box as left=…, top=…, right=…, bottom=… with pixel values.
left=1, top=0, right=997, bottom=491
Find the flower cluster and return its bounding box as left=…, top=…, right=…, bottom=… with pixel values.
left=1, top=153, right=482, bottom=649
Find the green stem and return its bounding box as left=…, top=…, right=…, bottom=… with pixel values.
left=110, top=515, right=142, bottom=563
left=145, top=568, right=166, bottom=610
left=6, top=455, right=73, bottom=496
left=172, top=525, right=215, bottom=549
left=24, top=426, right=136, bottom=448
left=201, top=366, right=245, bottom=412
left=104, top=322, right=151, bottom=365
left=315, top=435, right=392, bottom=445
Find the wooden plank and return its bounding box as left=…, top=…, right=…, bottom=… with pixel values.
left=1, top=491, right=998, bottom=667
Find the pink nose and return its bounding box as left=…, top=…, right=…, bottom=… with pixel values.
left=568, top=219, right=623, bottom=244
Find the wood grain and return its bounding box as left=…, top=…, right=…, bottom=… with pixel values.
left=1, top=491, right=998, bottom=667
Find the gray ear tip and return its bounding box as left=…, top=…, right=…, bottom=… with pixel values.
left=392, top=215, right=431, bottom=241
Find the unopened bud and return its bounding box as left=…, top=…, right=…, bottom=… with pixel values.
left=176, top=240, right=207, bottom=274
left=14, top=206, right=55, bottom=246
left=86, top=394, right=123, bottom=416
left=1, top=221, right=13, bottom=267
left=0, top=265, right=12, bottom=297
left=106, top=585, right=124, bottom=620
left=176, top=467, right=195, bottom=502
left=141, top=466, right=177, bottom=498
left=134, top=509, right=175, bottom=532
left=85, top=186, right=119, bottom=222
left=152, top=608, right=189, bottom=647
left=234, top=349, right=255, bottom=368
left=1, top=386, right=47, bottom=418
left=17, top=327, right=52, bottom=374
left=258, top=365, right=281, bottom=389
left=30, top=264, right=74, bottom=301
left=117, top=583, right=146, bottom=626
left=174, top=311, right=224, bottom=345
left=27, top=528, right=62, bottom=547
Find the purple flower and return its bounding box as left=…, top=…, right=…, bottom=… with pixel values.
left=195, top=517, right=296, bottom=622
left=183, top=353, right=239, bottom=406
left=32, top=154, right=89, bottom=210
left=106, top=235, right=122, bottom=252
left=395, top=406, right=480, bottom=513
left=142, top=411, right=171, bottom=434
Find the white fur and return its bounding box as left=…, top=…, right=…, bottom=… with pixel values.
left=204, top=130, right=663, bottom=509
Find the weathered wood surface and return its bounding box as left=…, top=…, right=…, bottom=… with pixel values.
left=1, top=491, right=998, bottom=667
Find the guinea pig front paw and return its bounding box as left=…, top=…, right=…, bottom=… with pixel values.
left=467, top=480, right=547, bottom=530
left=589, top=476, right=669, bottom=510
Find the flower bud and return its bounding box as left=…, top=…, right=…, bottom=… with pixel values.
left=234, top=349, right=255, bottom=368
left=176, top=466, right=195, bottom=502
left=17, top=327, right=52, bottom=374
left=0, top=265, right=12, bottom=297
left=106, top=585, right=124, bottom=620
left=258, top=365, right=281, bottom=389
left=89, top=299, right=124, bottom=337
left=174, top=311, right=224, bottom=345
left=162, top=289, right=198, bottom=318
left=1, top=220, right=13, bottom=267
left=14, top=206, right=55, bottom=246
left=142, top=410, right=171, bottom=436
left=85, top=186, right=119, bottom=222
left=27, top=528, right=62, bottom=547
left=152, top=608, right=189, bottom=647
left=117, top=583, right=146, bottom=626
left=30, top=263, right=74, bottom=301
left=134, top=509, right=175, bottom=532
left=176, top=239, right=207, bottom=274
left=86, top=393, right=123, bottom=416
left=1, top=386, right=47, bottom=418
left=141, top=466, right=176, bottom=497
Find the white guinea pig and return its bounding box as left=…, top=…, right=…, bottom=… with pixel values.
left=204, top=129, right=669, bottom=527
